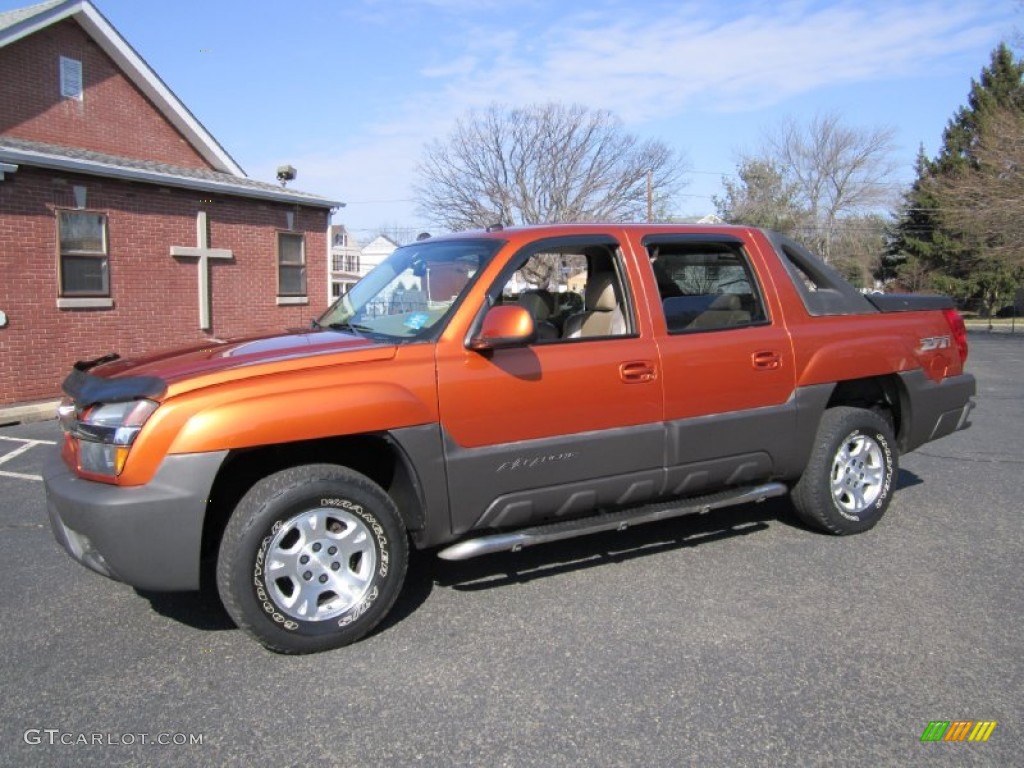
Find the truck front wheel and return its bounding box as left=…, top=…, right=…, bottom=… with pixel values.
left=791, top=406, right=897, bottom=535
left=217, top=464, right=408, bottom=653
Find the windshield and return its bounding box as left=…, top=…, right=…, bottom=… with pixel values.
left=317, top=238, right=502, bottom=342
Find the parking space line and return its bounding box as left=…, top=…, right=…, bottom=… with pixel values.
left=0, top=469, right=43, bottom=482
left=0, top=436, right=57, bottom=482
left=0, top=441, right=39, bottom=465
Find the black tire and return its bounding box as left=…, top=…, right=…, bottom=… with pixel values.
left=216, top=464, right=408, bottom=654
left=791, top=406, right=897, bottom=535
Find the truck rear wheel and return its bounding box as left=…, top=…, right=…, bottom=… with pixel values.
left=217, top=464, right=408, bottom=653
left=791, top=406, right=897, bottom=535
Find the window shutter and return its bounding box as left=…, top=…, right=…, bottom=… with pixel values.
left=60, top=56, right=83, bottom=100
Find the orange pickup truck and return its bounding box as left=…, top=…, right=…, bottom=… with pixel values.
left=45, top=224, right=975, bottom=653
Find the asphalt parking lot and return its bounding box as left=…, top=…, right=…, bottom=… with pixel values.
left=0, top=333, right=1020, bottom=767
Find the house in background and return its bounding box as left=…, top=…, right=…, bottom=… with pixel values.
left=329, top=229, right=403, bottom=300
left=0, top=0, right=342, bottom=405
left=360, top=234, right=399, bottom=275
left=329, top=224, right=362, bottom=298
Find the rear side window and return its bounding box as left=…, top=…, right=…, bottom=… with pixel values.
left=767, top=232, right=877, bottom=316
left=645, top=239, right=768, bottom=333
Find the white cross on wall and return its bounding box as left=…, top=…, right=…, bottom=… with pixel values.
left=170, top=210, right=233, bottom=330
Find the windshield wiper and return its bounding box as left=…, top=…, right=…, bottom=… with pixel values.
left=328, top=321, right=374, bottom=336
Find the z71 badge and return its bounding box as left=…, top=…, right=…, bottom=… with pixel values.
left=920, top=335, right=951, bottom=351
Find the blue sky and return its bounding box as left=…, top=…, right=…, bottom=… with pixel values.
left=4, top=0, right=1019, bottom=241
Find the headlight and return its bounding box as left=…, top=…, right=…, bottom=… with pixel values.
left=60, top=398, right=159, bottom=478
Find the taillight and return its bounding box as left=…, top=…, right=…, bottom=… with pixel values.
left=943, top=309, right=968, bottom=364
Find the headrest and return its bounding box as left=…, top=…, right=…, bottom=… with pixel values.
left=586, top=273, right=617, bottom=312
left=708, top=293, right=741, bottom=311
left=517, top=289, right=554, bottom=320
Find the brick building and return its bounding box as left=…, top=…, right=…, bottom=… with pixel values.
left=0, top=0, right=341, bottom=405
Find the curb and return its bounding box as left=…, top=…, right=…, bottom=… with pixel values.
left=965, top=325, right=1022, bottom=336
left=0, top=400, right=60, bottom=427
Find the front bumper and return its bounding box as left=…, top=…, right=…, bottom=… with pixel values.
left=44, top=450, right=228, bottom=591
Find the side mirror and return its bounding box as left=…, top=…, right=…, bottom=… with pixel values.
left=468, top=305, right=536, bottom=351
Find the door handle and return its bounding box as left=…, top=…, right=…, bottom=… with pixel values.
left=620, top=361, right=657, bottom=383
left=752, top=351, right=782, bottom=370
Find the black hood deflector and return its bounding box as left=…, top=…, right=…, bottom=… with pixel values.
left=63, top=354, right=167, bottom=405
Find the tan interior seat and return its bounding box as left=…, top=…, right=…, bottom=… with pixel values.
left=688, top=293, right=751, bottom=329
left=517, top=289, right=559, bottom=340
left=564, top=272, right=625, bottom=338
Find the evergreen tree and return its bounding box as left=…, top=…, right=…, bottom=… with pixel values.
left=879, top=147, right=937, bottom=286
left=936, top=43, right=1024, bottom=172
left=885, top=44, right=1024, bottom=304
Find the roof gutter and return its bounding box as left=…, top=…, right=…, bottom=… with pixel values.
left=0, top=147, right=343, bottom=208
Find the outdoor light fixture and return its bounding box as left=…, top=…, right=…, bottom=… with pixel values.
left=276, top=164, right=297, bottom=187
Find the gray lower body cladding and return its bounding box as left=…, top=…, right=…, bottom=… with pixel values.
left=897, top=371, right=975, bottom=453
left=437, top=390, right=828, bottom=543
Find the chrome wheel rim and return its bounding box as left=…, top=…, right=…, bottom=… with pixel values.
left=830, top=432, right=885, bottom=515
left=264, top=507, right=377, bottom=622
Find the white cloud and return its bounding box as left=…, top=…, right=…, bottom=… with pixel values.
left=424, top=0, right=1008, bottom=117
left=268, top=0, right=1012, bottom=229
left=420, top=55, right=478, bottom=79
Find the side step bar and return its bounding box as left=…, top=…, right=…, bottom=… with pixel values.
left=437, top=482, right=788, bottom=561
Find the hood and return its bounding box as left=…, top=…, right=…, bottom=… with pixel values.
left=93, top=329, right=396, bottom=390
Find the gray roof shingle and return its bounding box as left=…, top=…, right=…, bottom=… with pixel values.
left=0, top=0, right=67, bottom=33
left=0, top=136, right=342, bottom=208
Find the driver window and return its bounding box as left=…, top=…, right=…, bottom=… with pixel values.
left=496, top=244, right=633, bottom=342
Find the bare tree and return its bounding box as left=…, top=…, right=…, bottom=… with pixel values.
left=415, top=103, right=687, bottom=230
left=372, top=223, right=425, bottom=246
left=761, top=113, right=897, bottom=262
left=830, top=214, right=888, bottom=289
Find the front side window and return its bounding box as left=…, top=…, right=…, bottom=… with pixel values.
left=646, top=240, right=767, bottom=333
left=278, top=232, right=306, bottom=296
left=58, top=210, right=108, bottom=296
left=493, top=241, right=633, bottom=342
left=318, top=238, right=501, bottom=342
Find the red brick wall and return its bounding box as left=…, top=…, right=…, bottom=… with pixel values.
left=0, top=19, right=213, bottom=170
left=0, top=166, right=330, bottom=404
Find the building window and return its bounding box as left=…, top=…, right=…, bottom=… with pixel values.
left=58, top=210, right=108, bottom=296
left=278, top=232, right=306, bottom=296
left=60, top=56, right=83, bottom=100
left=344, top=253, right=359, bottom=273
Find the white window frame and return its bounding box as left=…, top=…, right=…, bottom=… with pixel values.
left=56, top=209, right=112, bottom=306
left=277, top=231, right=307, bottom=299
